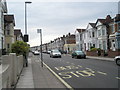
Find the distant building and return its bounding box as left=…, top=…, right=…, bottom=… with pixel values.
left=64, top=33, right=76, bottom=53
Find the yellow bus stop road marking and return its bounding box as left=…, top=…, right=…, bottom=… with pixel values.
left=97, top=71, right=107, bottom=75
left=116, top=77, right=120, bottom=79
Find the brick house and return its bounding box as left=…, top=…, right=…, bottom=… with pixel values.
left=64, top=33, right=76, bottom=53
left=95, top=15, right=113, bottom=51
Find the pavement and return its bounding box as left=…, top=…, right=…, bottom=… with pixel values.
left=15, top=54, right=115, bottom=89
left=16, top=54, right=67, bottom=89
left=16, top=58, right=34, bottom=88
left=87, top=56, right=114, bottom=61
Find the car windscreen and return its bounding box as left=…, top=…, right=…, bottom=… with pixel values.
left=75, top=51, right=84, bottom=54
left=53, top=50, right=60, bottom=53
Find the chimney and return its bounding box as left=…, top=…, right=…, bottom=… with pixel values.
left=106, top=15, right=111, bottom=20
left=63, top=35, right=65, bottom=38
left=68, top=33, right=71, bottom=36
left=115, top=14, right=120, bottom=22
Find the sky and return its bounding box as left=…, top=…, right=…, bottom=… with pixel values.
left=7, top=0, right=119, bottom=47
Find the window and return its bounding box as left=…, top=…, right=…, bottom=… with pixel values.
left=118, top=23, right=120, bottom=31
left=89, top=32, right=91, bottom=38
left=110, top=25, right=114, bottom=33
left=99, top=40, right=101, bottom=49
left=7, top=44, right=10, bottom=48
left=102, top=29, right=105, bottom=36
left=84, top=33, right=86, bottom=39
left=103, top=41, right=106, bottom=50
left=93, top=44, right=95, bottom=48
left=7, top=30, right=10, bottom=35
left=92, top=32, right=95, bottom=37
left=98, top=30, right=101, bottom=36
left=80, top=34, right=82, bottom=40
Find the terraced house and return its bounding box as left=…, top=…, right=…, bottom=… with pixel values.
left=75, top=14, right=120, bottom=57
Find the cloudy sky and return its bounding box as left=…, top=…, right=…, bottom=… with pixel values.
left=7, top=0, right=119, bottom=47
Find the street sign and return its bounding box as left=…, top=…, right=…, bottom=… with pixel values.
left=37, top=29, right=41, bottom=33
left=24, top=34, right=29, bottom=42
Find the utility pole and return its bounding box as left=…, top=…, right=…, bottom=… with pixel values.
left=37, top=29, right=43, bottom=67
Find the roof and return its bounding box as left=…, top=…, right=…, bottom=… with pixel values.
left=97, top=19, right=106, bottom=24
left=89, top=23, right=96, bottom=28
left=14, top=29, right=22, bottom=35
left=76, top=29, right=86, bottom=33
left=96, top=15, right=113, bottom=26
left=4, top=15, right=15, bottom=26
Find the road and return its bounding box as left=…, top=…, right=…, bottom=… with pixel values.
left=34, top=53, right=120, bottom=89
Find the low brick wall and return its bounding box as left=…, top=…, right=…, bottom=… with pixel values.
left=86, top=50, right=120, bottom=58
left=107, top=51, right=120, bottom=58
left=86, top=51, right=98, bottom=56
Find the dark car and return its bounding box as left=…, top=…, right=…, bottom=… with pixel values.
left=114, top=56, right=120, bottom=66
left=72, top=51, right=86, bottom=59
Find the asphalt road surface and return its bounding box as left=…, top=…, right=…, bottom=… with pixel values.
left=34, top=53, right=120, bottom=89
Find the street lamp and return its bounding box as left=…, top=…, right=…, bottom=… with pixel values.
left=37, top=29, right=43, bottom=67
left=24, top=1, right=32, bottom=42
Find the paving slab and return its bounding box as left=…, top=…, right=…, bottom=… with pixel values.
left=16, top=58, right=34, bottom=88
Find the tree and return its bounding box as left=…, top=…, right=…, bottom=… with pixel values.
left=11, top=41, right=29, bottom=56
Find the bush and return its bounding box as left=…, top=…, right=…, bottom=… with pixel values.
left=97, top=48, right=101, bottom=51
left=11, top=41, right=30, bottom=56
left=90, top=48, right=98, bottom=51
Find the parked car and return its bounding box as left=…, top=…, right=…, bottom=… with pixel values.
left=47, top=50, right=51, bottom=54
left=34, top=50, right=40, bottom=55
left=50, top=50, right=61, bottom=58
left=114, top=56, right=120, bottom=66
left=72, top=51, right=86, bottom=59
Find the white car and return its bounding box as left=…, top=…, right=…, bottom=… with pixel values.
left=47, top=50, right=51, bottom=54
left=34, top=51, right=40, bottom=55
left=114, top=56, right=120, bottom=66
left=50, top=50, right=61, bottom=58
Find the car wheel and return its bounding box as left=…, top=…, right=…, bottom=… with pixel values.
left=116, top=59, right=120, bottom=66
left=75, top=56, right=77, bottom=59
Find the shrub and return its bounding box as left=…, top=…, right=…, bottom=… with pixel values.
left=97, top=48, right=101, bottom=51
left=11, top=41, right=30, bottom=56
left=90, top=48, right=98, bottom=51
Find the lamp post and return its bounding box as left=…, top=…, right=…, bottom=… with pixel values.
left=37, top=29, right=43, bottom=67
left=24, top=1, right=32, bottom=42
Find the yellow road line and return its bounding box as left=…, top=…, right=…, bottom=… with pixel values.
left=43, top=62, right=74, bottom=90
left=97, top=71, right=107, bottom=75
left=116, top=77, right=120, bottom=79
